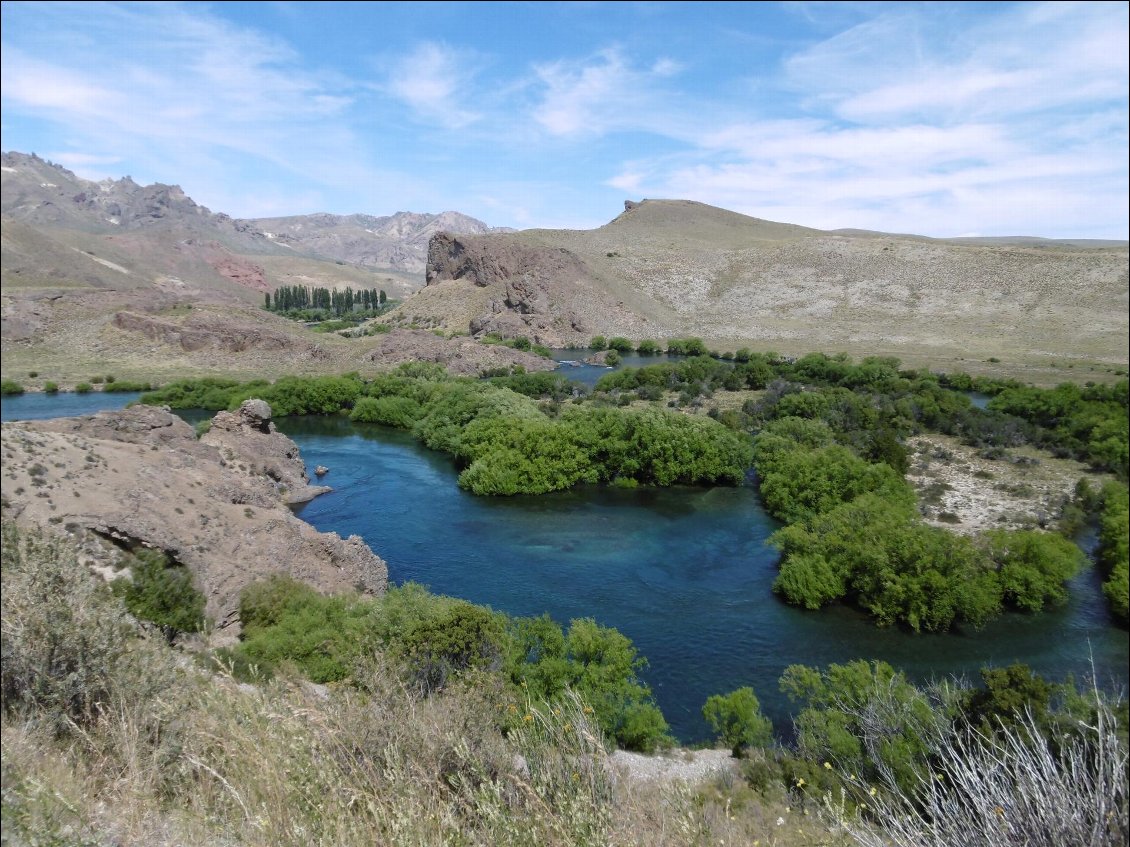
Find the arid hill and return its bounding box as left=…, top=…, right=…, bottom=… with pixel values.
left=1, top=152, right=542, bottom=383
left=412, top=199, right=1129, bottom=376
left=5, top=152, right=1126, bottom=385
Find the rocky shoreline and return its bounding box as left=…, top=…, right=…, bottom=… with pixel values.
left=1, top=400, right=388, bottom=635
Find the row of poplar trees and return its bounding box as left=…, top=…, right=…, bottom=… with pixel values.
left=265, top=286, right=386, bottom=316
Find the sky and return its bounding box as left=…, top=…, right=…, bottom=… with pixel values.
left=1, top=1, right=1127, bottom=238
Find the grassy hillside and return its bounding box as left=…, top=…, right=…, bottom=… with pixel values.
left=417, top=200, right=1129, bottom=382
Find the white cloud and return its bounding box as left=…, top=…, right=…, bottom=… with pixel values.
left=601, top=3, right=1128, bottom=238
left=383, top=42, right=481, bottom=129
left=0, top=1, right=390, bottom=215
left=532, top=48, right=694, bottom=139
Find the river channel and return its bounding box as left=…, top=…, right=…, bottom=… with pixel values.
left=3, top=388, right=1127, bottom=743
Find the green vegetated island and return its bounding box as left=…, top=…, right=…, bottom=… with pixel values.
left=4, top=347, right=1129, bottom=846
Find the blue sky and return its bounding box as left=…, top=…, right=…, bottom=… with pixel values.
left=2, top=1, right=1127, bottom=238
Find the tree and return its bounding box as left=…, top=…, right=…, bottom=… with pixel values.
left=112, top=549, right=208, bottom=643
left=702, top=687, right=773, bottom=756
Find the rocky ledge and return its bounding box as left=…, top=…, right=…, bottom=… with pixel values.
left=365, top=327, right=558, bottom=375
left=1, top=402, right=387, bottom=635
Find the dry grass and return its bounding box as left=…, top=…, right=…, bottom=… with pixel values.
left=838, top=699, right=1128, bottom=847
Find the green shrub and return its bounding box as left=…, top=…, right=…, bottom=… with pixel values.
left=590, top=335, right=607, bottom=351
left=1, top=379, right=25, bottom=395
left=43, top=381, right=59, bottom=394
left=90, top=376, right=104, bottom=385
left=1097, top=482, right=1129, bottom=621
left=636, top=339, right=661, bottom=355
left=398, top=602, right=505, bottom=693
left=982, top=530, right=1085, bottom=612
left=74, top=382, right=93, bottom=394
left=350, top=395, right=424, bottom=428
left=111, top=549, right=208, bottom=642
left=781, top=660, right=945, bottom=793
left=702, top=687, right=774, bottom=756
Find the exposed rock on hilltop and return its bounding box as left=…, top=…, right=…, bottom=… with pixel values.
left=1, top=404, right=388, bottom=632
left=417, top=199, right=1129, bottom=368
left=410, top=232, right=656, bottom=347
left=1, top=151, right=274, bottom=252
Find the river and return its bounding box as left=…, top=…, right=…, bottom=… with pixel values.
left=3, top=390, right=1127, bottom=743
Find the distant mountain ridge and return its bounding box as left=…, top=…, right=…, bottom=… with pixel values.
left=1, top=151, right=500, bottom=274
left=251, top=209, right=510, bottom=274
left=1, top=151, right=274, bottom=253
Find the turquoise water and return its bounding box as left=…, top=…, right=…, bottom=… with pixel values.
left=1, top=391, right=143, bottom=421
left=279, top=416, right=1129, bottom=743
left=5, top=390, right=1126, bottom=742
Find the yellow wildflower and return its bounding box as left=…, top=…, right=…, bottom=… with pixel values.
left=823, top=761, right=833, bottom=770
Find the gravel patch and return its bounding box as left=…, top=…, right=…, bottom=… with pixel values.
left=609, top=747, right=737, bottom=785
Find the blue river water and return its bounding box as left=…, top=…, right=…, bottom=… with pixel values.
left=4, top=388, right=1127, bottom=743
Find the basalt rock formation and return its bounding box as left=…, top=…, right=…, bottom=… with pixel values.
left=414, top=232, right=648, bottom=347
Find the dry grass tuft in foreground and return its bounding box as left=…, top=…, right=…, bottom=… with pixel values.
left=2, top=520, right=1125, bottom=846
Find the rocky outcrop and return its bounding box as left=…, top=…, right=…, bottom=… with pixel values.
left=364, top=328, right=558, bottom=376
left=201, top=399, right=330, bottom=504
left=112, top=310, right=299, bottom=353
left=2, top=405, right=388, bottom=634
left=424, top=232, right=602, bottom=345
left=425, top=232, right=590, bottom=289
left=207, top=253, right=270, bottom=292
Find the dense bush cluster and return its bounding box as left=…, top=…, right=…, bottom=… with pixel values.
left=1097, top=482, right=1130, bottom=622
left=600, top=350, right=1128, bottom=481
left=754, top=412, right=1087, bottom=630
left=233, top=576, right=671, bottom=752
left=141, top=368, right=754, bottom=496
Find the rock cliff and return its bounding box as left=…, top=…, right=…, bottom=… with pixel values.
left=416, top=232, right=651, bottom=346
left=1, top=403, right=388, bottom=634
